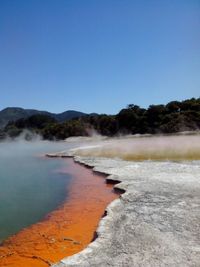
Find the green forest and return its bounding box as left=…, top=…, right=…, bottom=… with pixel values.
left=1, top=98, right=200, bottom=140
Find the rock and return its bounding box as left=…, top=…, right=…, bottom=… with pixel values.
left=52, top=157, right=200, bottom=267
left=63, top=237, right=81, bottom=245
left=63, top=237, right=74, bottom=242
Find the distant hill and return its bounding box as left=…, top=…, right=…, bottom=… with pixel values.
left=0, top=107, right=87, bottom=128
left=55, top=110, right=87, bottom=122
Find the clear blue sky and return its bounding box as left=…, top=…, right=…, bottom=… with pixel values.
left=0, top=0, right=199, bottom=114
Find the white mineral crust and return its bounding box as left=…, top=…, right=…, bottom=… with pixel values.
left=52, top=156, right=200, bottom=267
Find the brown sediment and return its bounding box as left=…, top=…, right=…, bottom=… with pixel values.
left=0, top=158, right=118, bottom=267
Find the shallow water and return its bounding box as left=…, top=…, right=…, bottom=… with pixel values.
left=0, top=140, right=75, bottom=241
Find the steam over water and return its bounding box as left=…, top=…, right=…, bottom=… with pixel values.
left=0, top=140, right=75, bottom=242
left=73, top=134, right=200, bottom=161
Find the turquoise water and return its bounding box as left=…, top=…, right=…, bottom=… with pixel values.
left=0, top=140, right=74, bottom=242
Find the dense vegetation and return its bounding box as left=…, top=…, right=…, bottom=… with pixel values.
left=2, top=98, right=200, bottom=140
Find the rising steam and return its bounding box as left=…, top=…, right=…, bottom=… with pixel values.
left=72, top=134, right=200, bottom=161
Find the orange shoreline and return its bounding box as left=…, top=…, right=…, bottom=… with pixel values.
left=0, top=158, right=118, bottom=267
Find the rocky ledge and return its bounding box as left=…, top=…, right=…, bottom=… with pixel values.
left=52, top=155, right=200, bottom=267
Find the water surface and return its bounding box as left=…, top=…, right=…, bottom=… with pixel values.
left=0, top=140, right=74, bottom=241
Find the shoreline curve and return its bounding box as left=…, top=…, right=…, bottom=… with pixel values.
left=51, top=153, right=200, bottom=267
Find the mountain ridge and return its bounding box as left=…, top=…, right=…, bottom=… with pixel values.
left=0, top=107, right=88, bottom=128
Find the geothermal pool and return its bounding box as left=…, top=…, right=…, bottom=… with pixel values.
left=0, top=140, right=117, bottom=267
left=1, top=135, right=199, bottom=267
left=0, top=140, right=76, bottom=242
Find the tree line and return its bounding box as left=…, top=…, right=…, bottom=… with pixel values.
left=2, top=98, right=200, bottom=140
